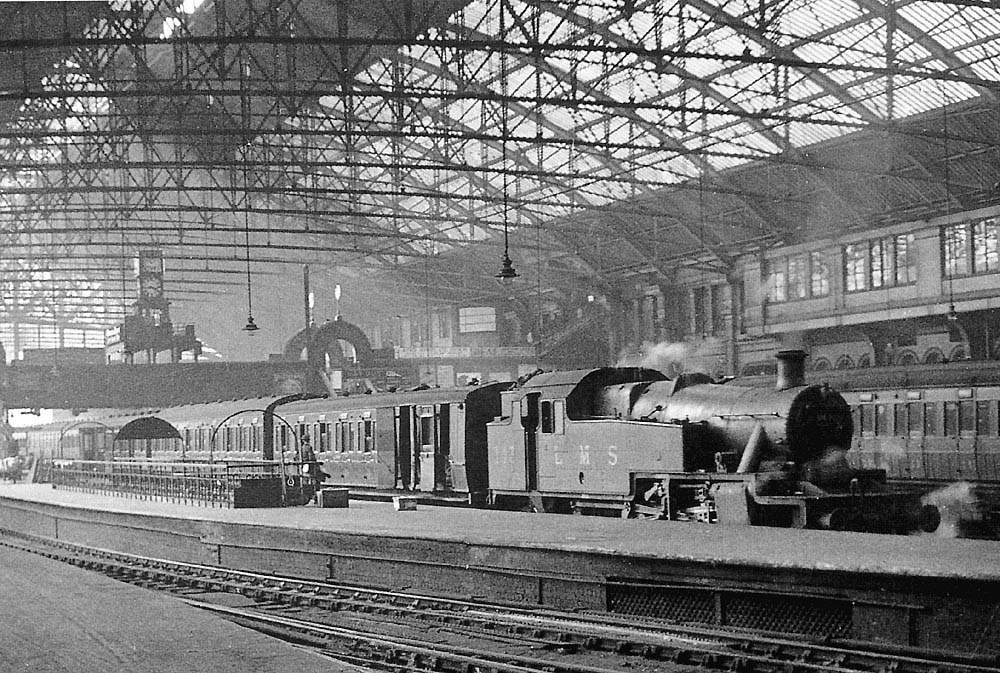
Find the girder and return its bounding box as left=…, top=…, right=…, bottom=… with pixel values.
left=2, top=0, right=1000, bottom=340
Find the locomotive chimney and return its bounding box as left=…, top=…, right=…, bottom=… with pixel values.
left=775, top=349, right=807, bottom=390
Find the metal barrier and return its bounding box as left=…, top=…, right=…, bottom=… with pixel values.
left=45, top=460, right=319, bottom=508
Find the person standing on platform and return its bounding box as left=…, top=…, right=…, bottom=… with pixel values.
left=298, top=432, right=326, bottom=500
left=299, top=433, right=316, bottom=477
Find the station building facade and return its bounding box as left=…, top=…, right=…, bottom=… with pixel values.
left=617, top=205, right=1000, bottom=377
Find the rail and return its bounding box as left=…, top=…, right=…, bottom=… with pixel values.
left=4, top=530, right=997, bottom=672
left=44, top=459, right=319, bottom=508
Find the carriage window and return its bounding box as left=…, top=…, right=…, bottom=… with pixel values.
left=347, top=422, right=357, bottom=452
left=419, top=415, right=434, bottom=449
left=860, top=405, right=875, bottom=434
left=318, top=423, right=330, bottom=452
left=977, top=401, right=994, bottom=436
left=907, top=403, right=923, bottom=434
left=540, top=401, right=554, bottom=434
left=363, top=420, right=375, bottom=452
left=340, top=422, right=349, bottom=453
left=876, top=404, right=890, bottom=436
left=924, top=403, right=939, bottom=436
left=943, top=401, right=959, bottom=436
left=894, top=404, right=907, bottom=437
left=959, top=401, right=976, bottom=434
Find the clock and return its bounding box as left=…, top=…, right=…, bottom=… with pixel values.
left=140, top=275, right=163, bottom=298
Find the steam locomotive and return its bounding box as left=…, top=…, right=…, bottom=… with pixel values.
left=488, top=350, right=939, bottom=533
left=9, top=351, right=939, bottom=532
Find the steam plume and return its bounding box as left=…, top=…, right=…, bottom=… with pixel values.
left=617, top=338, right=721, bottom=376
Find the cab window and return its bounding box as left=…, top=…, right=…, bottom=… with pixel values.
left=541, top=401, right=554, bottom=434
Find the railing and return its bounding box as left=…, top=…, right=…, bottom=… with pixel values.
left=45, top=460, right=318, bottom=508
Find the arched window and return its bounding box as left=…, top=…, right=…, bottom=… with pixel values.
left=923, top=348, right=944, bottom=364
left=950, top=345, right=966, bottom=361
left=895, top=349, right=918, bottom=366
left=812, top=357, right=831, bottom=371
left=834, top=355, right=854, bottom=370
left=857, top=353, right=871, bottom=368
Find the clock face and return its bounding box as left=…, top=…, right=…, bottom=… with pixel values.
left=140, top=275, right=163, bottom=298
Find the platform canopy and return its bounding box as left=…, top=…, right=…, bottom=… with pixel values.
left=1, top=0, right=999, bottom=347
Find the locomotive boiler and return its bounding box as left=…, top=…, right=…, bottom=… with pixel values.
left=626, top=350, right=853, bottom=476
left=487, top=350, right=940, bottom=533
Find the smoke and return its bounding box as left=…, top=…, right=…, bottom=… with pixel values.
left=919, top=481, right=982, bottom=538
left=617, top=338, right=722, bottom=376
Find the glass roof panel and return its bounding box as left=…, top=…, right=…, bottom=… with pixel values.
left=781, top=0, right=866, bottom=35
left=884, top=36, right=935, bottom=65
left=901, top=2, right=992, bottom=51
left=821, top=20, right=891, bottom=69
left=965, top=53, right=1000, bottom=82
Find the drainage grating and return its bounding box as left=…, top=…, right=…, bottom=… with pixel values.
left=725, top=593, right=851, bottom=637
left=607, top=582, right=715, bottom=624
left=606, top=580, right=851, bottom=638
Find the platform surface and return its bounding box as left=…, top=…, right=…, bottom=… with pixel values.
left=1, top=483, right=998, bottom=581
left=0, top=542, right=358, bottom=673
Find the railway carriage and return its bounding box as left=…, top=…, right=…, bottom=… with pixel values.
left=15, top=382, right=507, bottom=504
left=274, top=384, right=505, bottom=500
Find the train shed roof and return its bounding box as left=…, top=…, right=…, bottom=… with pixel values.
left=2, top=0, right=1000, bottom=358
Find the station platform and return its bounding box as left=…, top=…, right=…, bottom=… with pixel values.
left=0, top=541, right=352, bottom=673
left=1, top=483, right=998, bottom=657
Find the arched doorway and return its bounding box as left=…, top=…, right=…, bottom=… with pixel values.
left=283, top=318, right=374, bottom=369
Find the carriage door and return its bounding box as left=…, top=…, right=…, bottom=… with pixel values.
left=521, top=392, right=541, bottom=491
left=436, top=404, right=451, bottom=490
left=395, top=406, right=414, bottom=489
left=417, top=406, right=436, bottom=492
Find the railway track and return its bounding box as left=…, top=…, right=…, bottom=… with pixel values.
left=2, top=528, right=998, bottom=673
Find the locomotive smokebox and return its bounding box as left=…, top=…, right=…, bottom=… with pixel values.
left=775, top=349, right=807, bottom=391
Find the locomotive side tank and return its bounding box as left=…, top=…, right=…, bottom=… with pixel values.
left=488, top=367, right=695, bottom=514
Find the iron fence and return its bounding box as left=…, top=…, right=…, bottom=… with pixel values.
left=45, top=459, right=317, bottom=508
